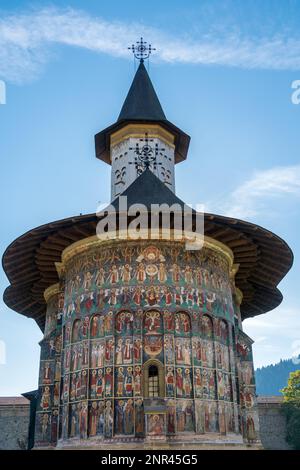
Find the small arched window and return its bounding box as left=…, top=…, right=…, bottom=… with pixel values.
left=148, top=365, right=159, bottom=397
left=143, top=360, right=164, bottom=398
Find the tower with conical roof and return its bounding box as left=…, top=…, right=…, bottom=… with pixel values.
left=95, top=60, right=190, bottom=199
left=2, top=40, right=293, bottom=449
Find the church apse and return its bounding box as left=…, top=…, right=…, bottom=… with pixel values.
left=33, top=239, right=259, bottom=447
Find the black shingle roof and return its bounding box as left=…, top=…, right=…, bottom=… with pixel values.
left=95, top=63, right=190, bottom=165
left=111, top=168, right=186, bottom=210
left=118, top=61, right=167, bottom=122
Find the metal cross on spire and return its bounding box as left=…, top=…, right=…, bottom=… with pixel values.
left=128, top=37, right=156, bottom=63
left=129, top=133, right=165, bottom=175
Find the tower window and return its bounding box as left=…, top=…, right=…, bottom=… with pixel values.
left=148, top=365, right=159, bottom=397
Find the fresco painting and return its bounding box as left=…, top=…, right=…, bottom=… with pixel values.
left=63, top=243, right=234, bottom=321
left=147, top=414, right=165, bottom=436
left=176, top=400, right=194, bottom=433
left=34, top=241, right=257, bottom=445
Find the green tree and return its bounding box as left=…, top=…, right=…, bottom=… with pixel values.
left=281, top=370, right=300, bottom=449
left=281, top=370, right=300, bottom=406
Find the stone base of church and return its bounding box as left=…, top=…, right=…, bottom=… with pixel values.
left=51, top=433, right=262, bottom=450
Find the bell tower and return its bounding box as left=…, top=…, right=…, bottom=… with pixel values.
left=94, top=38, right=190, bottom=200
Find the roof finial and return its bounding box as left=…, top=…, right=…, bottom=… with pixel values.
left=128, top=37, right=156, bottom=63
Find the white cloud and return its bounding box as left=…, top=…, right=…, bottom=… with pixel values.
left=244, top=307, right=300, bottom=334
left=1, top=7, right=300, bottom=83
left=253, top=336, right=268, bottom=344
left=243, top=306, right=300, bottom=368
left=207, top=165, right=300, bottom=219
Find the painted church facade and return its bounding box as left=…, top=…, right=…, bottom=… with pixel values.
left=35, top=238, right=257, bottom=447
left=3, top=43, right=293, bottom=449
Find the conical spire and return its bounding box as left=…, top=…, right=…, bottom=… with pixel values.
left=118, top=61, right=166, bottom=122
left=95, top=61, right=190, bottom=165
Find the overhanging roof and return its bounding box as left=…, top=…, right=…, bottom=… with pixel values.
left=2, top=173, right=293, bottom=330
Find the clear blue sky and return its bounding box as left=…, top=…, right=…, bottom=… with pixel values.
left=0, top=0, right=300, bottom=395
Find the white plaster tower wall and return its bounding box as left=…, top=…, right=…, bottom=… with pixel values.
left=110, top=134, right=175, bottom=200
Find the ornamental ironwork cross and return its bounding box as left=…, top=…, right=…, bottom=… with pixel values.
left=129, top=133, right=165, bottom=175
left=128, top=37, right=156, bottom=62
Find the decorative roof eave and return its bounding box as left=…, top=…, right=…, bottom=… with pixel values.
left=2, top=207, right=293, bottom=331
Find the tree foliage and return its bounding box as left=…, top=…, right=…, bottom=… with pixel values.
left=281, top=370, right=300, bottom=406
left=281, top=370, right=300, bottom=450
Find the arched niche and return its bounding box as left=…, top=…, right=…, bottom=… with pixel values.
left=115, top=311, right=133, bottom=336
left=90, top=314, right=105, bottom=338
left=174, top=311, right=192, bottom=336
left=143, top=310, right=162, bottom=335
left=201, top=314, right=214, bottom=340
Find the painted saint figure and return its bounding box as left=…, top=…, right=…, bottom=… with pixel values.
left=166, top=367, right=175, bottom=396
left=134, top=338, right=142, bottom=362
left=194, top=368, right=202, bottom=398
left=105, top=368, right=113, bottom=397
left=104, top=401, right=113, bottom=438
left=124, top=399, right=134, bottom=434
left=176, top=368, right=184, bottom=397
left=40, top=386, right=51, bottom=411
left=135, top=399, right=144, bottom=437
left=134, top=366, right=142, bottom=396
left=89, top=401, right=98, bottom=437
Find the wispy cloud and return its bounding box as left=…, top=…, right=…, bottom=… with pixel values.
left=207, top=165, right=300, bottom=219
left=1, top=6, right=300, bottom=83
left=243, top=306, right=300, bottom=367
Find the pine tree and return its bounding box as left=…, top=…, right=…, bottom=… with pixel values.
left=255, top=357, right=300, bottom=395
